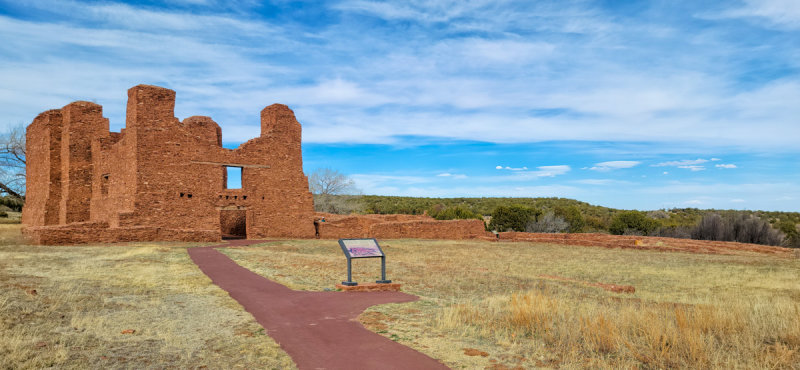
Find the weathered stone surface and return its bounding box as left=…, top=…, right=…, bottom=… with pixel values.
left=23, top=84, right=316, bottom=244
left=315, top=213, right=494, bottom=240
left=23, top=84, right=502, bottom=245
left=496, top=231, right=793, bottom=255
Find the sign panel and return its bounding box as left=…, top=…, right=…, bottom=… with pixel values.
left=339, top=238, right=384, bottom=258
left=338, top=238, right=391, bottom=285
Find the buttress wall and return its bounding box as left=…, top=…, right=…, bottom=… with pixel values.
left=22, top=110, right=63, bottom=227
left=59, top=102, right=109, bottom=224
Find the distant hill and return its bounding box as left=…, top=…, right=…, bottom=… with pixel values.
left=358, top=194, right=796, bottom=223
left=325, top=195, right=800, bottom=247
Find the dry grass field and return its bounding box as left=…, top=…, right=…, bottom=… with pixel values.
left=0, top=225, right=295, bottom=369
left=222, top=239, right=800, bottom=369
left=3, top=220, right=799, bottom=369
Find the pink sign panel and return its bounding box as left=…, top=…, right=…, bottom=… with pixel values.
left=341, top=239, right=383, bottom=258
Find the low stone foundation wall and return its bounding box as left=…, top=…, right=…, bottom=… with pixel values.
left=316, top=213, right=492, bottom=240
left=370, top=219, right=490, bottom=240
left=497, top=231, right=791, bottom=256
left=23, top=223, right=219, bottom=245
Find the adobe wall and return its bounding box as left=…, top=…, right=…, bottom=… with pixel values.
left=59, top=102, right=109, bottom=224
left=22, top=84, right=502, bottom=245
left=370, top=219, right=490, bottom=240
left=23, top=84, right=316, bottom=245
left=22, top=110, right=63, bottom=227
left=496, top=232, right=792, bottom=255
left=316, top=213, right=493, bottom=240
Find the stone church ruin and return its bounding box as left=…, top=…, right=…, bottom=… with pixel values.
left=23, top=84, right=316, bottom=244
left=22, top=84, right=493, bottom=245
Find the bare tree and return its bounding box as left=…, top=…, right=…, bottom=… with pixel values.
left=0, top=125, right=26, bottom=200
left=309, top=168, right=358, bottom=195
left=692, top=213, right=785, bottom=246
left=308, top=168, right=362, bottom=214
left=526, top=212, right=569, bottom=233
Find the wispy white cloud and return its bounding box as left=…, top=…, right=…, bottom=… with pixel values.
left=717, top=0, right=800, bottom=30
left=493, top=165, right=570, bottom=179
left=653, top=158, right=714, bottom=167
left=534, top=165, right=571, bottom=177
left=437, top=173, right=467, bottom=179
left=496, top=165, right=528, bottom=171
left=2, top=0, right=800, bottom=212
left=2, top=0, right=800, bottom=150
left=587, top=160, right=640, bottom=171
left=651, top=158, right=724, bottom=171
left=574, top=179, right=632, bottom=186
left=361, top=184, right=583, bottom=198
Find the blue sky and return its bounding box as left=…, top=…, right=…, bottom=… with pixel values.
left=1, top=0, right=799, bottom=211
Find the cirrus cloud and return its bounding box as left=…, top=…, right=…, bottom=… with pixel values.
left=587, top=160, right=641, bottom=171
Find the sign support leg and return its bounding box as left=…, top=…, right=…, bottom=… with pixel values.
left=342, top=258, right=357, bottom=286
left=376, top=256, right=391, bottom=284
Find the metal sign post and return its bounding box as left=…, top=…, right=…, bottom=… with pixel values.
left=338, top=238, right=392, bottom=286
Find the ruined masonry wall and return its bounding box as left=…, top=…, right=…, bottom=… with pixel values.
left=59, top=102, right=108, bottom=224
left=23, top=84, right=498, bottom=245
left=316, top=214, right=493, bottom=240
left=22, top=110, right=63, bottom=227
left=23, top=84, right=316, bottom=245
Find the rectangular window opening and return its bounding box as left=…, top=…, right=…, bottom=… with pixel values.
left=101, top=174, right=110, bottom=195
left=225, top=166, right=242, bottom=189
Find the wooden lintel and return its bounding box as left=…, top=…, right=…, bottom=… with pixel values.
left=191, top=161, right=270, bottom=169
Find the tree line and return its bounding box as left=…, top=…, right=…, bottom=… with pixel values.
left=313, top=192, right=800, bottom=248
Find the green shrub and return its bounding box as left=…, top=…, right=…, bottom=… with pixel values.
left=429, top=205, right=482, bottom=221
left=609, top=211, right=659, bottom=235
left=553, top=205, right=586, bottom=233
left=778, top=220, right=800, bottom=248
left=489, top=205, right=541, bottom=232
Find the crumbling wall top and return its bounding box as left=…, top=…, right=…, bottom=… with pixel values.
left=260, top=103, right=301, bottom=141
left=126, top=84, right=176, bottom=127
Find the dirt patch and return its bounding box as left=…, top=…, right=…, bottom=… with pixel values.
left=360, top=311, right=395, bottom=332
left=464, top=348, right=489, bottom=357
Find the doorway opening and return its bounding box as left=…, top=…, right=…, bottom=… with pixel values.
left=220, top=209, right=246, bottom=239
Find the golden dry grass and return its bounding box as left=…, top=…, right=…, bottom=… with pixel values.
left=0, top=211, right=22, bottom=224
left=222, top=239, right=800, bottom=369
left=0, top=225, right=295, bottom=369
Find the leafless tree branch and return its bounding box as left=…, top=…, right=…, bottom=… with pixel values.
left=0, top=124, right=26, bottom=200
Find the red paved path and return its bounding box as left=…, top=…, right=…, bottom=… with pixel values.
left=188, top=240, right=449, bottom=370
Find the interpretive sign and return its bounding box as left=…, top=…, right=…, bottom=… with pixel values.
left=338, top=238, right=391, bottom=286
left=340, top=238, right=384, bottom=258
